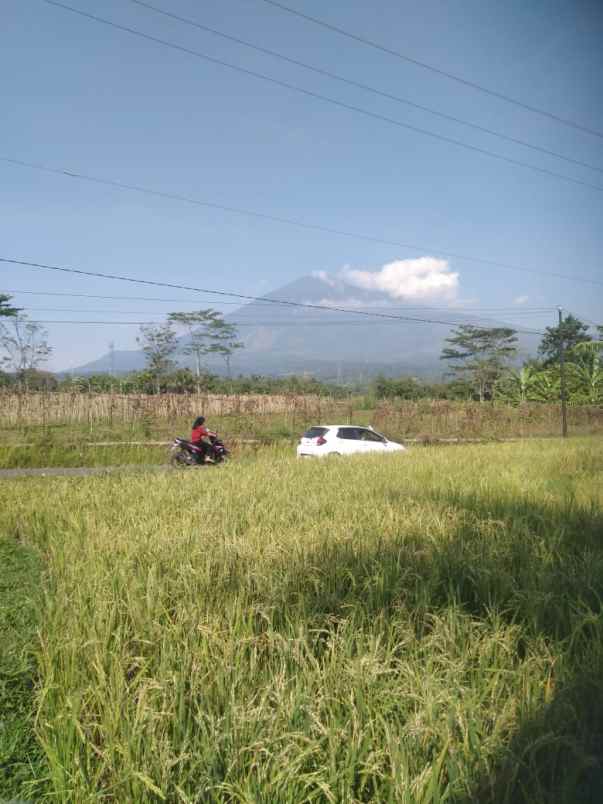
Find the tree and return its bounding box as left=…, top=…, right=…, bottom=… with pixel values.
left=0, top=314, right=52, bottom=378
left=494, top=365, right=561, bottom=403
left=17, top=369, right=58, bottom=391
left=0, top=294, right=20, bottom=318
left=441, top=325, right=518, bottom=402
left=206, top=319, right=244, bottom=378
left=495, top=365, right=540, bottom=402
left=373, top=375, right=423, bottom=399
left=537, top=314, right=591, bottom=366
left=565, top=340, right=603, bottom=404
left=168, top=310, right=222, bottom=378
left=136, top=323, right=178, bottom=390
left=169, top=311, right=244, bottom=379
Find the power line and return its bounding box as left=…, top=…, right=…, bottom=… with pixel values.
left=31, top=319, right=166, bottom=325
left=1, top=288, right=272, bottom=306
left=28, top=318, right=544, bottom=334
left=3, top=156, right=602, bottom=288
left=0, top=256, right=545, bottom=333
left=127, top=0, right=603, bottom=175
left=19, top=306, right=549, bottom=327
left=39, top=1, right=603, bottom=193
left=23, top=307, right=226, bottom=315
left=386, top=307, right=555, bottom=313
left=3, top=288, right=554, bottom=314
left=259, top=0, right=603, bottom=141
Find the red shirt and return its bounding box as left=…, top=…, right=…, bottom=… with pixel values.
left=191, top=425, right=215, bottom=443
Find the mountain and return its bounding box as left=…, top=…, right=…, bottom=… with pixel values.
left=67, top=274, right=541, bottom=380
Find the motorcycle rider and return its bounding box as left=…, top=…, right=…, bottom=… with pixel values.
left=190, top=416, right=216, bottom=463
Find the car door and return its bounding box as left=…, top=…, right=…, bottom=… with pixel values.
left=335, top=427, right=363, bottom=455
left=357, top=428, right=387, bottom=453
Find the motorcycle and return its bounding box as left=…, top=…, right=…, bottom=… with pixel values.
left=170, top=434, right=229, bottom=467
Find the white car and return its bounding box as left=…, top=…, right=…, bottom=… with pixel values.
left=297, top=425, right=406, bottom=458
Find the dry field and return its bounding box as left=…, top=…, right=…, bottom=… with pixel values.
left=1, top=391, right=601, bottom=441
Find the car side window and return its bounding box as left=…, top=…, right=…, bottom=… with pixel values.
left=361, top=430, right=385, bottom=444
left=337, top=427, right=361, bottom=440
left=358, top=429, right=386, bottom=442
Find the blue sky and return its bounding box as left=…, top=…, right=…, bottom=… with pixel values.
left=2, top=0, right=602, bottom=370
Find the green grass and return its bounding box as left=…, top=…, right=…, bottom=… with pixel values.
left=0, top=539, right=46, bottom=800
left=0, top=438, right=602, bottom=801
left=0, top=444, right=169, bottom=470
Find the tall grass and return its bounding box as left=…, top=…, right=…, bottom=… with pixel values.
left=1, top=438, right=602, bottom=801
left=0, top=391, right=338, bottom=426
left=1, top=391, right=601, bottom=440
left=0, top=539, right=46, bottom=799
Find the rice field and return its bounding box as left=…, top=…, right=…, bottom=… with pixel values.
left=1, top=438, right=602, bottom=802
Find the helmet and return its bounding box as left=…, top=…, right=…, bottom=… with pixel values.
left=193, top=416, right=205, bottom=427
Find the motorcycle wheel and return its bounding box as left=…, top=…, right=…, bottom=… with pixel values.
left=170, top=447, right=197, bottom=467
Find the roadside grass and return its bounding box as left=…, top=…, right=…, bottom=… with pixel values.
left=0, top=415, right=301, bottom=469
left=0, top=403, right=600, bottom=469
left=0, top=444, right=169, bottom=470
left=0, top=539, right=46, bottom=800
left=0, top=438, right=601, bottom=801
left=0, top=440, right=279, bottom=470
left=0, top=412, right=321, bottom=447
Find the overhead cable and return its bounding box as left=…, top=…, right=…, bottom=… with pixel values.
left=127, top=0, right=603, bottom=175
left=4, top=288, right=555, bottom=314
left=39, top=1, right=603, bottom=192
left=2, top=288, right=274, bottom=306
left=19, top=306, right=550, bottom=328
left=0, top=256, right=545, bottom=333
left=2, top=157, right=602, bottom=287
left=259, top=0, right=603, bottom=140
left=28, top=318, right=545, bottom=334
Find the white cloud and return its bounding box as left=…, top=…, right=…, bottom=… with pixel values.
left=341, top=257, right=458, bottom=301
left=513, top=295, right=529, bottom=305
left=311, top=270, right=336, bottom=287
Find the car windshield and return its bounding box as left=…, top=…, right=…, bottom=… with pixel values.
left=303, top=427, right=329, bottom=439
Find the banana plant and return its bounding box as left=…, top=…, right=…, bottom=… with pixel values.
left=566, top=341, right=603, bottom=404
left=495, top=365, right=558, bottom=402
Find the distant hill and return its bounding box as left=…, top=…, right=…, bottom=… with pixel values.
left=68, top=274, right=540, bottom=380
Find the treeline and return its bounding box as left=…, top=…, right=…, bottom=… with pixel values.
left=0, top=367, right=455, bottom=399
left=438, top=316, right=602, bottom=405
left=1, top=292, right=601, bottom=404
left=0, top=368, right=354, bottom=398
left=1, top=356, right=600, bottom=405
left=0, top=366, right=512, bottom=400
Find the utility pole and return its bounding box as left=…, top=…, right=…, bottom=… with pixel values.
left=558, top=307, right=567, bottom=438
